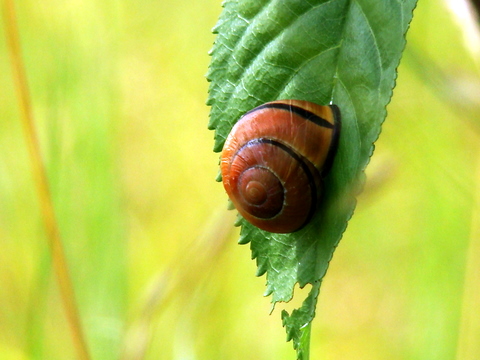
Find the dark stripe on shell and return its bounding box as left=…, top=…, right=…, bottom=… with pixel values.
left=245, top=102, right=335, bottom=129
left=320, top=104, right=341, bottom=176
left=236, top=138, right=318, bottom=226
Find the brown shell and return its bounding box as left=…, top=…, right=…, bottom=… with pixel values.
left=221, top=100, right=341, bottom=233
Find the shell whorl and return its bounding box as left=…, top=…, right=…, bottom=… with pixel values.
left=221, top=100, right=341, bottom=233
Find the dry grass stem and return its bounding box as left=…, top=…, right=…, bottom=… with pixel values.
left=2, top=1, right=91, bottom=359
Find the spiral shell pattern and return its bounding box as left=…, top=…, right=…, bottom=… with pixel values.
left=221, top=100, right=341, bottom=233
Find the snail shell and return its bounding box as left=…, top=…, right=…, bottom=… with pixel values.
left=220, top=100, right=341, bottom=233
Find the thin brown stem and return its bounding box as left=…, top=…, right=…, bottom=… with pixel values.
left=2, top=1, right=91, bottom=359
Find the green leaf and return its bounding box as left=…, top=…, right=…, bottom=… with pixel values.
left=207, top=0, right=417, bottom=357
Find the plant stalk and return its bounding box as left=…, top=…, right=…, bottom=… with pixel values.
left=2, top=1, right=91, bottom=359
left=298, top=322, right=311, bottom=360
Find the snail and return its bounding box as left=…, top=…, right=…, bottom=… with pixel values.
left=220, top=100, right=341, bottom=233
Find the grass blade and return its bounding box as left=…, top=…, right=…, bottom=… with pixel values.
left=2, top=1, right=91, bottom=359
left=456, top=149, right=480, bottom=360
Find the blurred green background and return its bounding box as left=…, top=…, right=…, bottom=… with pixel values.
left=1, top=0, right=479, bottom=359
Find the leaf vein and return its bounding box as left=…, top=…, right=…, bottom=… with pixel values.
left=230, top=0, right=341, bottom=103
left=354, top=0, right=383, bottom=82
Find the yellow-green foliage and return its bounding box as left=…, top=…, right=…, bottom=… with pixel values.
left=0, top=0, right=479, bottom=359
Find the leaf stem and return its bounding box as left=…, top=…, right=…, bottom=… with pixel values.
left=298, top=322, right=311, bottom=360
left=2, top=1, right=91, bottom=360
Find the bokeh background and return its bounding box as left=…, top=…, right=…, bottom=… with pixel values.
left=1, top=0, right=480, bottom=359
